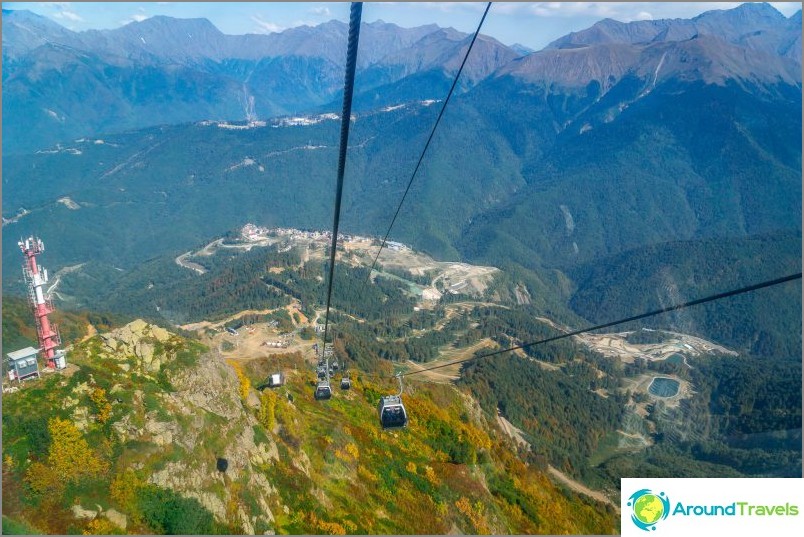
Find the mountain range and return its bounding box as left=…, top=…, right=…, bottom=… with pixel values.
left=3, top=3, right=800, bottom=153
left=1, top=5, right=802, bottom=532
left=2, top=2, right=801, bottom=358
left=1, top=10, right=517, bottom=153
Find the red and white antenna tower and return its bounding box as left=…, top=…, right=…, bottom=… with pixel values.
left=18, top=236, right=62, bottom=369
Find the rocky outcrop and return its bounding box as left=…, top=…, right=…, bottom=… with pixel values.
left=170, top=357, right=243, bottom=420
left=103, top=508, right=127, bottom=531
left=99, top=319, right=174, bottom=373
left=71, top=504, right=98, bottom=520
left=72, top=406, right=90, bottom=432
left=143, top=412, right=180, bottom=447
left=90, top=321, right=280, bottom=533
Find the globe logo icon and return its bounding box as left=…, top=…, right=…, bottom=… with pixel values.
left=627, top=489, right=670, bottom=531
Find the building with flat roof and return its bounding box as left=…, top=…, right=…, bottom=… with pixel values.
left=7, top=347, right=40, bottom=383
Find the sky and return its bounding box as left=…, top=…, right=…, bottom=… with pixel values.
left=4, top=1, right=802, bottom=50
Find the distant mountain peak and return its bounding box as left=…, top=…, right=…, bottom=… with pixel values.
left=544, top=1, right=799, bottom=64
left=693, top=1, right=785, bottom=23
left=732, top=2, right=784, bottom=16
left=125, top=14, right=222, bottom=32
left=510, top=43, right=535, bottom=56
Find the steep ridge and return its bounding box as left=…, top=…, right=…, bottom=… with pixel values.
left=546, top=2, right=801, bottom=61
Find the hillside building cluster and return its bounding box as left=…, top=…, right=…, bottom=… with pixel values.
left=240, top=223, right=389, bottom=248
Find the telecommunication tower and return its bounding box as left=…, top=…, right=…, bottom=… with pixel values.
left=18, top=236, right=65, bottom=369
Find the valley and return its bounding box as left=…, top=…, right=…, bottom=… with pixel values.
left=1, top=314, right=621, bottom=534
left=2, top=2, right=801, bottom=535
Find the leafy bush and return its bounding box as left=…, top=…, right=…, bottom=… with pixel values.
left=136, top=484, right=222, bottom=534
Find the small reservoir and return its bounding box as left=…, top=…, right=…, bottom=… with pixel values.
left=648, top=377, right=680, bottom=398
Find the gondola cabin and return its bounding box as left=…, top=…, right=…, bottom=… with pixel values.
left=314, top=380, right=332, bottom=400
left=317, top=365, right=328, bottom=380
left=378, top=395, right=408, bottom=429
left=340, top=376, right=351, bottom=390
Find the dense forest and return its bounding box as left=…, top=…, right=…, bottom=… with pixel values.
left=569, top=232, right=802, bottom=360
left=461, top=354, right=625, bottom=477
left=3, top=229, right=799, bottom=498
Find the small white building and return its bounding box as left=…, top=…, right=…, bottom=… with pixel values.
left=266, top=372, right=285, bottom=388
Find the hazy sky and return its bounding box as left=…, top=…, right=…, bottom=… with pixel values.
left=5, top=2, right=802, bottom=50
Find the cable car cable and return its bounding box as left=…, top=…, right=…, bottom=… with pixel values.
left=364, top=2, right=493, bottom=283
left=322, top=2, right=363, bottom=358
left=400, top=272, right=802, bottom=378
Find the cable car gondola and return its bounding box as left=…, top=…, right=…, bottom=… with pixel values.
left=314, top=380, right=332, bottom=400
left=378, top=373, right=408, bottom=429
left=340, top=375, right=351, bottom=390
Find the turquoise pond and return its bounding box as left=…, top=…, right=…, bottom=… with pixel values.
left=648, top=377, right=680, bottom=398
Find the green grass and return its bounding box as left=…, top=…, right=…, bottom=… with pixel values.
left=2, top=515, right=42, bottom=535
left=252, top=425, right=270, bottom=446
left=588, top=430, right=628, bottom=467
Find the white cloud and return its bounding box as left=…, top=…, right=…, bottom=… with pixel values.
left=308, top=6, right=331, bottom=17
left=251, top=14, right=284, bottom=34
left=119, top=10, right=149, bottom=25
left=53, top=9, right=83, bottom=22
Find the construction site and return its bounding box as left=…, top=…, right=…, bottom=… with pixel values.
left=175, top=224, right=500, bottom=309
left=574, top=329, right=738, bottom=364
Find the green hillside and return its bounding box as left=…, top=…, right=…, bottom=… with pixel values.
left=568, top=232, right=802, bottom=360
left=1, top=321, right=618, bottom=534
left=1, top=296, right=130, bottom=356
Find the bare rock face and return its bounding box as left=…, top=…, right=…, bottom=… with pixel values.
left=137, top=341, right=156, bottom=367
left=98, top=319, right=178, bottom=374
left=112, top=414, right=141, bottom=443
left=150, top=461, right=227, bottom=519
left=246, top=389, right=261, bottom=409
left=238, top=506, right=255, bottom=535
left=170, top=358, right=243, bottom=420
left=71, top=504, right=98, bottom=520
left=72, top=406, right=90, bottom=432
left=94, top=321, right=280, bottom=533
left=103, top=508, right=128, bottom=530
left=144, top=412, right=178, bottom=446
left=139, top=390, right=279, bottom=532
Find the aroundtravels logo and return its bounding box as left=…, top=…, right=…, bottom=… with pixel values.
left=622, top=479, right=803, bottom=536
left=627, top=489, right=670, bottom=531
